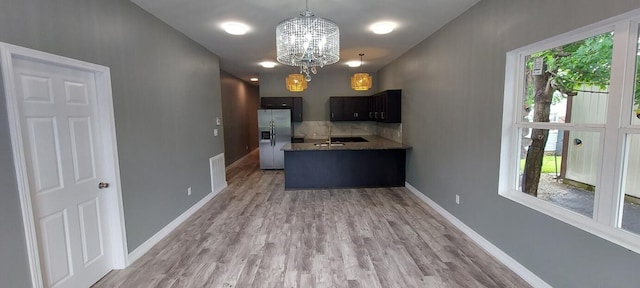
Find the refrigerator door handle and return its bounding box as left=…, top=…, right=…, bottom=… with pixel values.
left=273, top=128, right=276, bottom=147
left=271, top=121, right=275, bottom=146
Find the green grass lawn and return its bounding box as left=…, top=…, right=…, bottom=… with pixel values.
left=520, top=155, right=562, bottom=174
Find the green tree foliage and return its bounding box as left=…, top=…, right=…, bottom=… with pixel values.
left=554, top=33, right=613, bottom=91
left=526, top=32, right=640, bottom=105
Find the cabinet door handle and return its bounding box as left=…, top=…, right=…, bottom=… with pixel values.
left=374, top=112, right=378, bottom=119
left=369, top=112, right=373, bottom=118
left=331, top=112, right=334, bottom=119
left=381, top=112, right=385, bottom=119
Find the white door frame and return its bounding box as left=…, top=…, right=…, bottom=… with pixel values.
left=0, top=43, right=128, bottom=288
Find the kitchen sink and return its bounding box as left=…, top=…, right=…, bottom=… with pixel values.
left=310, top=137, right=367, bottom=146
left=329, top=137, right=368, bottom=143
left=314, top=142, right=345, bottom=147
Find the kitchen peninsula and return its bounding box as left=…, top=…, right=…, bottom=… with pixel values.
left=282, top=135, right=410, bottom=189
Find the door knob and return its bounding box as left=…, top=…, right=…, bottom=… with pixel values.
left=98, top=182, right=110, bottom=189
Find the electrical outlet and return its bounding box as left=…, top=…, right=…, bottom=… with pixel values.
left=214, top=129, right=218, bottom=136
left=455, top=194, right=460, bottom=204
left=187, top=187, right=192, bottom=196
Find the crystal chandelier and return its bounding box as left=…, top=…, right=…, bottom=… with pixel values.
left=351, top=53, right=372, bottom=91
left=276, top=0, right=340, bottom=82
left=286, top=74, right=307, bottom=92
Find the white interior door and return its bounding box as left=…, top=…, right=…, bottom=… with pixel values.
left=11, top=56, right=114, bottom=288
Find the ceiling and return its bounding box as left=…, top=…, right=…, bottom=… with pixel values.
left=130, top=0, right=479, bottom=83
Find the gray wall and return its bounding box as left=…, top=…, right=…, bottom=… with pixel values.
left=260, top=71, right=377, bottom=121
left=0, top=0, right=224, bottom=286
left=378, top=0, right=640, bottom=287
left=221, top=71, right=259, bottom=165
left=0, top=81, right=30, bottom=288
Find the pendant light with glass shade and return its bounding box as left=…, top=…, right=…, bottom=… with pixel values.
left=286, top=74, right=307, bottom=92
left=351, top=53, right=372, bottom=91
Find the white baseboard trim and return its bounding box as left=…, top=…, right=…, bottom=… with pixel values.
left=127, top=186, right=225, bottom=265
left=404, top=182, right=551, bottom=288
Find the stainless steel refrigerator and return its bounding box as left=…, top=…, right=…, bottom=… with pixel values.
left=258, top=109, right=291, bottom=169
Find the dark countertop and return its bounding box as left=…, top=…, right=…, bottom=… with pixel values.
left=282, top=135, right=411, bottom=151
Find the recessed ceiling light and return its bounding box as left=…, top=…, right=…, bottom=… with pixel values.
left=250, top=77, right=259, bottom=82
left=222, top=22, right=249, bottom=35
left=346, top=61, right=361, bottom=68
left=260, top=61, right=277, bottom=68
left=370, top=22, right=397, bottom=34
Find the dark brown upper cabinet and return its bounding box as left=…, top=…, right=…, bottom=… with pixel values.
left=369, top=90, right=401, bottom=123
left=330, top=90, right=401, bottom=123
left=329, top=96, right=369, bottom=121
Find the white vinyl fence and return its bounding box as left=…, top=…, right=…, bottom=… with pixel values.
left=565, top=85, right=640, bottom=198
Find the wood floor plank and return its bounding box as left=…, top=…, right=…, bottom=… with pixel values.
left=92, top=150, right=531, bottom=288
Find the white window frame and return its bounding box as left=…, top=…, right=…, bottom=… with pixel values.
left=499, top=8, right=640, bottom=254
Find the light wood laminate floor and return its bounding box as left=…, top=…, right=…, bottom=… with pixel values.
left=93, top=150, right=530, bottom=288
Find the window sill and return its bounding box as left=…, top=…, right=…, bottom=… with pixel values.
left=499, top=189, right=640, bottom=254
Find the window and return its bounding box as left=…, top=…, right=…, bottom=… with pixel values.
left=499, top=9, right=640, bottom=253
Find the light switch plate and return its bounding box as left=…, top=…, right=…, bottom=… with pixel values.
left=214, top=129, right=218, bottom=136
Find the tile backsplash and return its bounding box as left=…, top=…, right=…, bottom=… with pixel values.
left=376, top=122, right=403, bottom=143
left=293, top=121, right=402, bottom=143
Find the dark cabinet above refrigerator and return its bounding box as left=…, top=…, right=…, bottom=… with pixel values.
left=261, top=97, right=292, bottom=108
left=260, top=97, right=303, bottom=122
